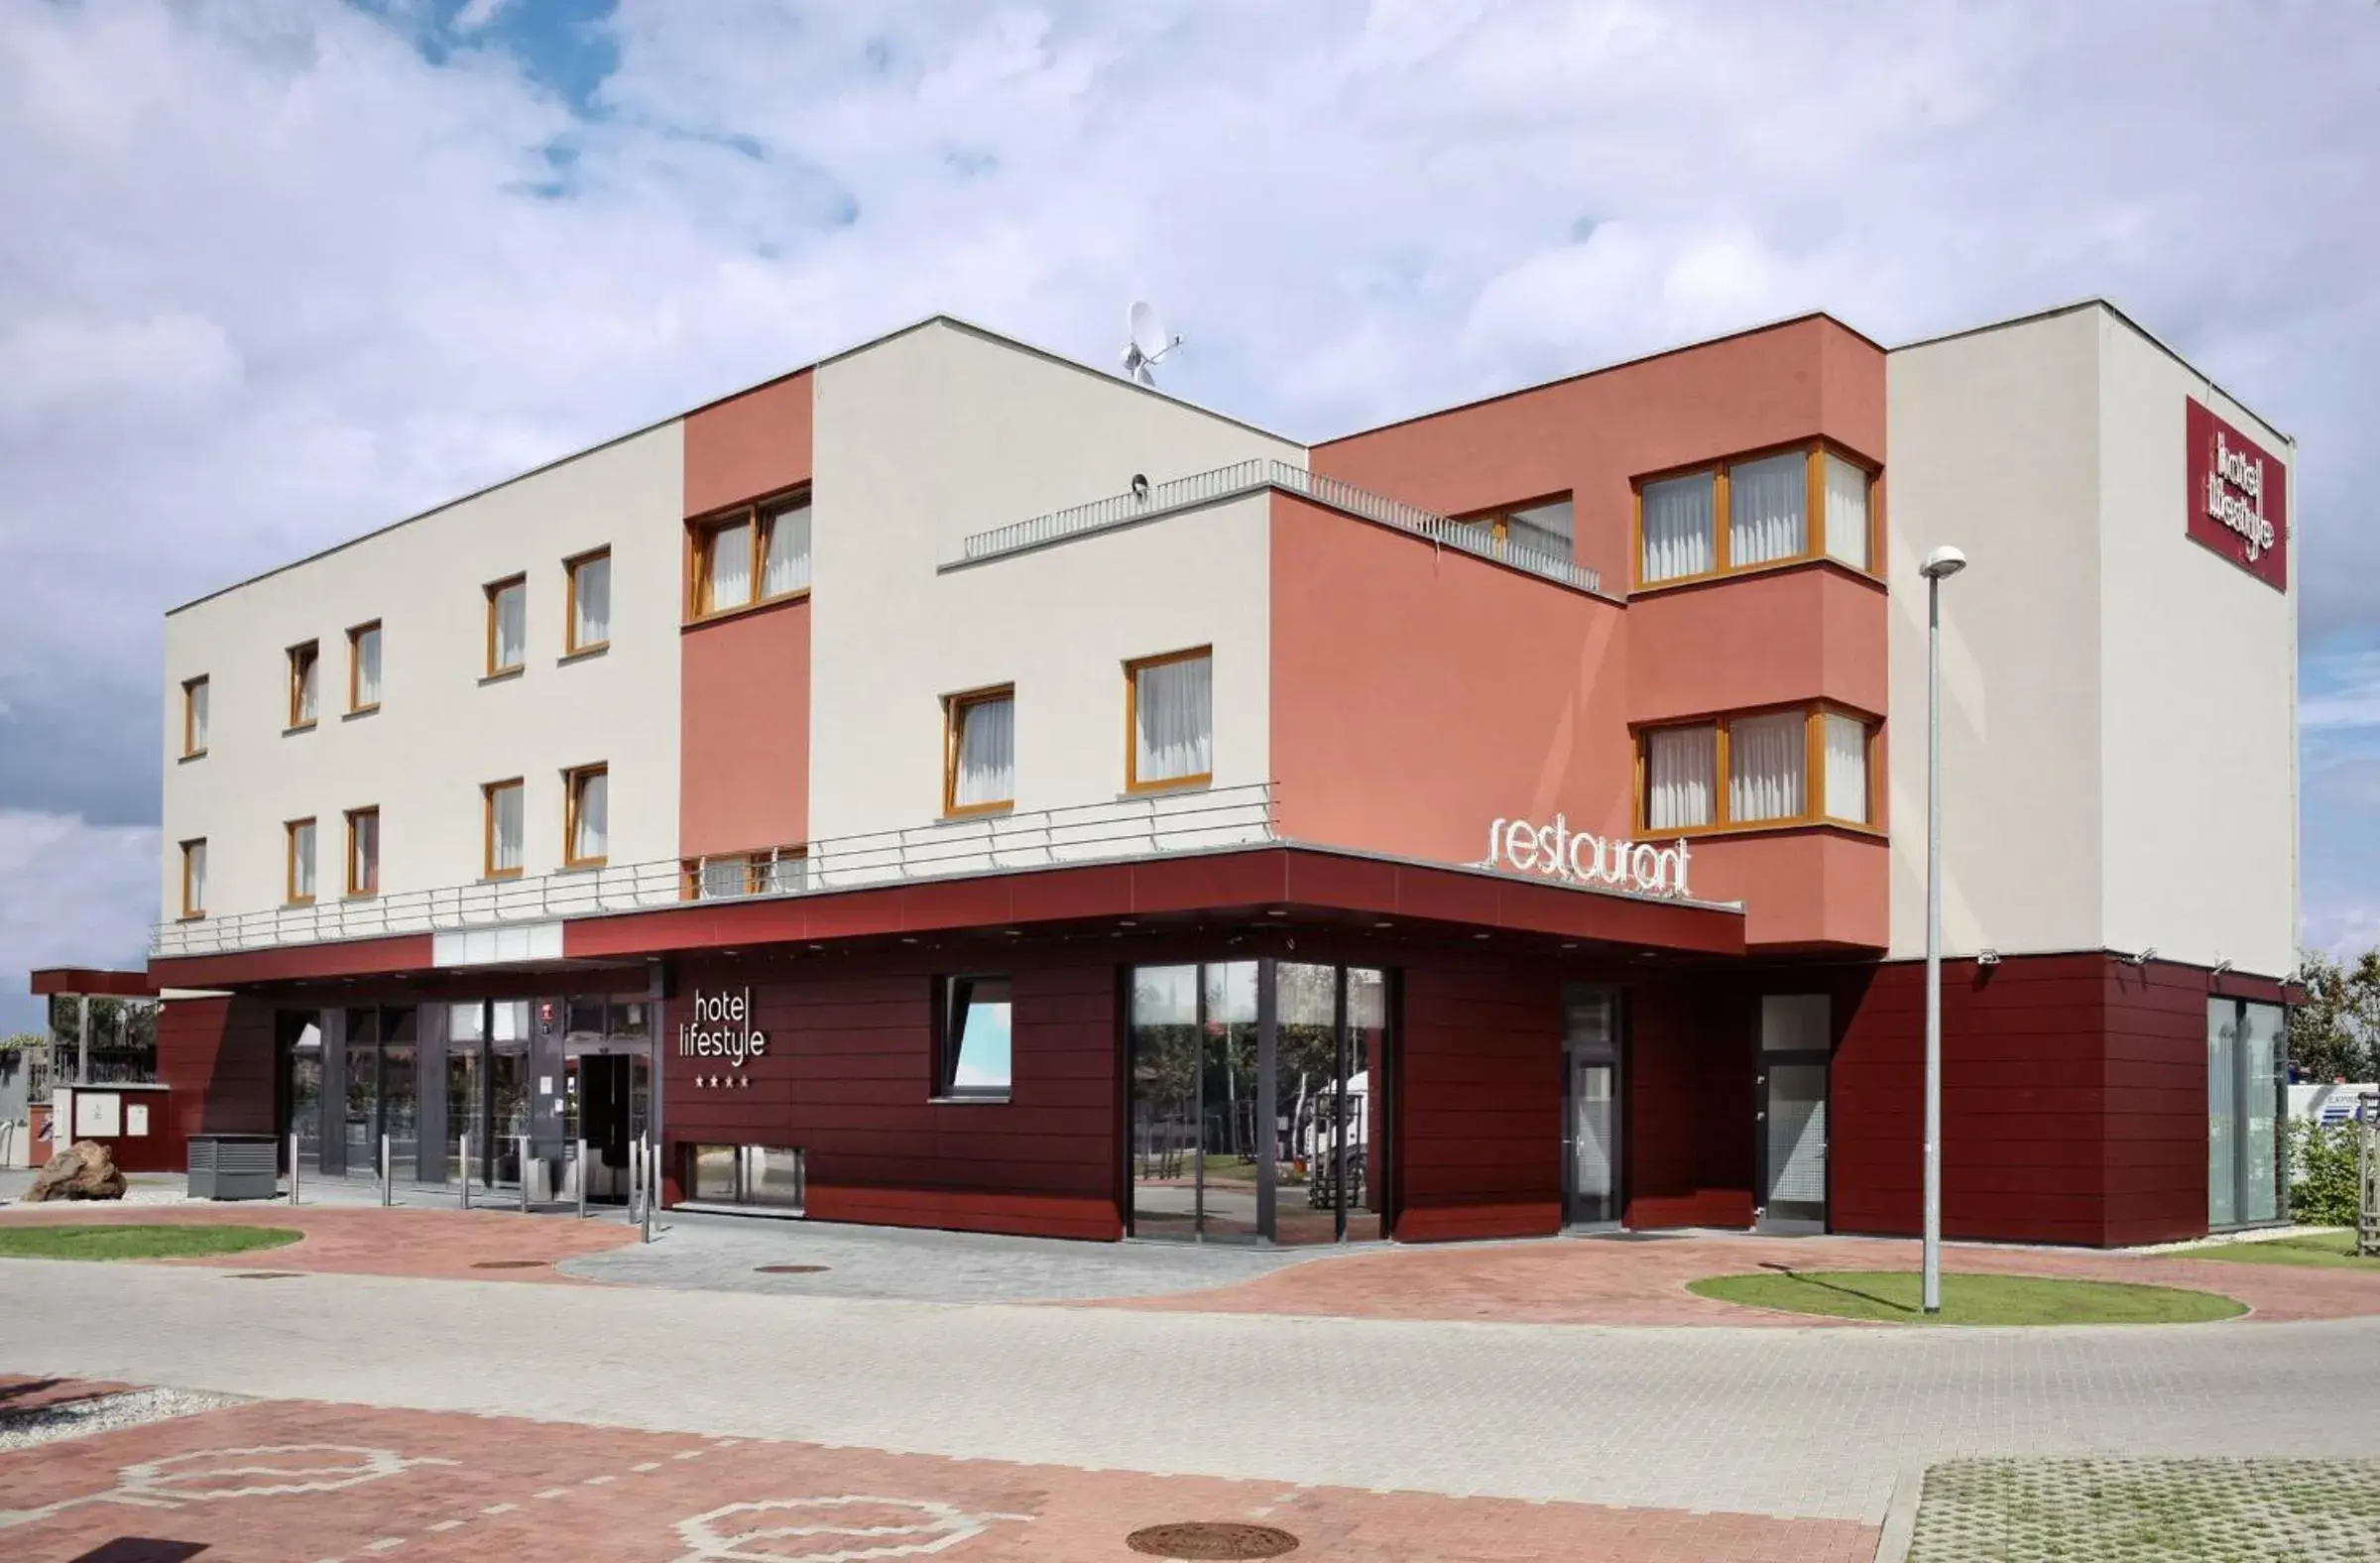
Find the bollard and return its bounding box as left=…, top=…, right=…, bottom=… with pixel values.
left=628, top=1136, right=642, bottom=1224
left=519, top=1135, right=531, bottom=1214
left=575, top=1138, right=587, bottom=1219
left=288, top=1131, right=300, bottom=1206
left=640, top=1135, right=654, bottom=1244
left=459, top=1134, right=471, bottom=1210
left=381, top=1134, right=392, bottom=1207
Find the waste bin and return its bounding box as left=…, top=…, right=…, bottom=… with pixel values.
left=188, top=1134, right=279, bottom=1201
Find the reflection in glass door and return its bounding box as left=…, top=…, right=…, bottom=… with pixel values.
left=1757, top=995, right=1831, bottom=1231
left=1563, top=988, right=1620, bottom=1228
left=342, top=1008, right=379, bottom=1176
left=1130, top=960, right=1389, bottom=1245
left=2208, top=998, right=2285, bottom=1228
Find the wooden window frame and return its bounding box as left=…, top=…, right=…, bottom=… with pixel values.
left=563, top=763, right=609, bottom=870
left=285, top=817, right=317, bottom=906
left=346, top=621, right=382, bottom=714
left=1629, top=438, right=1880, bottom=593
left=1633, top=701, right=1883, bottom=838
left=942, top=685, right=1015, bottom=818
left=684, top=488, right=812, bottom=624
left=180, top=675, right=208, bottom=759
left=564, top=547, right=611, bottom=657
left=1451, top=490, right=1575, bottom=551
left=179, top=838, right=206, bottom=920
left=344, top=807, right=381, bottom=898
left=679, top=844, right=806, bottom=901
left=1124, top=646, right=1214, bottom=793
left=484, top=575, right=527, bottom=677
left=287, top=641, right=320, bottom=731
left=482, top=780, right=525, bottom=881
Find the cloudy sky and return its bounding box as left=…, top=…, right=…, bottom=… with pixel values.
left=1, top=0, right=2375, bottom=1033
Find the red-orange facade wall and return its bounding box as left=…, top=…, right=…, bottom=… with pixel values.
left=683, top=370, right=813, bottom=518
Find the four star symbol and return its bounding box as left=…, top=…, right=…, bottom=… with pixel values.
left=693, top=1074, right=753, bottom=1089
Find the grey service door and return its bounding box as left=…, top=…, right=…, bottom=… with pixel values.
left=1756, top=995, right=1830, bottom=1231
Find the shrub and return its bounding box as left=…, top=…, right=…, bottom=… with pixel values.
left=2289, top=1120, right=2362, bottom=1227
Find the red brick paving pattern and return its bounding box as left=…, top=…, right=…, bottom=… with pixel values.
left=0, top=1202, right=637, bottom=1284
left=0, top=1398, right=1878, bottom=1562
left=1090, top=1232, right=2380, bottom=1327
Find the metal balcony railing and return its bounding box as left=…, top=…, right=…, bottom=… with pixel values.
left=150, top=782, right=1279, bottom=959
left=954, top=457, right=1607, bottom=598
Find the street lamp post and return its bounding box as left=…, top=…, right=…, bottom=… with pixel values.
left=1920, top=543, right=1967, bottom=1316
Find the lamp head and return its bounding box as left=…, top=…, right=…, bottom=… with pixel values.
left=1921, top=544, right=1968, bottom=581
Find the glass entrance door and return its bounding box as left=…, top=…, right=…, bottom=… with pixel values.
left=1757, top=995, right=1831, bottom=1231
left=1563, top=988, right=1620, bottom=1228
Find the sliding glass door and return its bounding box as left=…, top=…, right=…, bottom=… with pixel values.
left=1129, top=960, right=1391, bottom=1244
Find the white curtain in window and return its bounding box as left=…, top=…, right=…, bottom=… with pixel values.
left=185, top=842, right=207, bottom=912
left=495, top=587, right=526, bottom=668
left=296, top=654, right=319, bottom=723
left=1134, top=655, right=1213, bottom=783
left=1504, top=499, right=1574, bottom=564
left=953, top=696, right=1014, bottom=806
left=187, top=682, right=208, bottom=750
left=573, top=772, right=609, bottom=861
left=292, top=822, right=316, bottom=899
left=351, top=813, right=379, bottom=892
left=699, top=856, right=750, bottom=899
left=354, top=629, right=382, bottom=707
left=573, top=556, right=610, bottom=647
left=1646, top=724, right=1717, bottom=829
left=1729, top=452, right=1807, bottom=566
left=763, top=504, right=811, bottom=596
left=1729, top=710, right=1807, bottom=822
left=492, top=786, right=524, bottom=873
left=1640, top=474, right=1714, bottom=582
left=1823, top=453, right=1870, bottom=569
left=1823, top=711, right=1868, bottom=823
left=708, top=521, right=754, bottom=610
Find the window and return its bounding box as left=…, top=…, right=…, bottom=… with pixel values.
left=1128, top=648, right=1213, bottom=790
left=944, top=686, right=1014, bottom=814
left=685, top=1144, right=805, bottom=1211
left=348, top=622, right=381, bottom=712
left=564, top=764, right=608, bottom=868
left=179, top=838, right=207, bottom=918
left=483, top=781, right=524, bottom=879
left=485, top=575, right=526, bottom=675
left=566, top=548, right=610, bottom=655
left=681, top=846, right=805, bottom=900
left=2207, top=999, right=2284, bottom=1229
left=1634, top=441, right=1877, bottom=587
left=286, top=818, right=317, bottom=904
left=288, top=641, right=319, bottom=729
left=937, top=976, right=1012, bottom=1100
left=181, top=676, right=209, bottom=758
left=345, top=807, right=380, bottom=896
left=1456, top=495, right=1575, bottom=564
left=688, top=493, right=810, bottom=619
left=1636, top=705, right=1877, bottom=835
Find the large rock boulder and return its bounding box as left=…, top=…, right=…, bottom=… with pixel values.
left=25, top=1140, right=127, bottom=1202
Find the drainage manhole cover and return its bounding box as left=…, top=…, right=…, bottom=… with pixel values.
left=228, top=1270, right=306, bottom=1280
left=755, top=1263, right=830, bottom=1275
left=1126, top=1522, right=1299, bottom=1559
left=471, top=1260, right=548, bottom=1269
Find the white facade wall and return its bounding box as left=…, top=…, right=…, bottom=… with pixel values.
left=160, top=425, right=684, bottom=926
left=1883, top=304, right=2298, bottom=974
left=806, top=321, right=1304, bottom=841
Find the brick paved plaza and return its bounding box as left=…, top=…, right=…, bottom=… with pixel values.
left=3, top=1204, right=2379, bottom=1560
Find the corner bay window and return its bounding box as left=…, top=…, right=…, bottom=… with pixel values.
left=1128, top=648, right=1213, bottom=789
left=1637, top=441, right=1875, bottom=586
left=937, top=976, right=1012, bottom=1100
left=945, top=686, right=1014, bottom=814
left=690, top=494, right=810, bottom=618
left=1640, top=705, right=1876, bottom=833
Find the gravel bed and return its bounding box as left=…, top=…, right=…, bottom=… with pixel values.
left=0, top=1386, right=245, bottom=1453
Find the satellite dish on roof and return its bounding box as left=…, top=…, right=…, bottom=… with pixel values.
left=1120, top=301, right=1182, bottom=388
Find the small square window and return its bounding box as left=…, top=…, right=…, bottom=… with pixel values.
left=937, top=975, right=1012, bottom=1100
left=485, top=576, right=527, bottom=674
left=288, top=642, right=319, bottom=729
left=567, top=549, right=610, bottom=654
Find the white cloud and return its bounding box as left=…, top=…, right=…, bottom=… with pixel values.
left=0, top=810, right=159, bottom=1035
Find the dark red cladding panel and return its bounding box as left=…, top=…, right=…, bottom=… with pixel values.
left=1393, top=961, right=1562, bottom=1241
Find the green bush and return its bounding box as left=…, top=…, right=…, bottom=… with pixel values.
left=2289, top=1120, right=2362, bottom=1227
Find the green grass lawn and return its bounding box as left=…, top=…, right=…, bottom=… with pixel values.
left=1689, top=1268, right=2245, bottom=1325
left=2168, top=1229, right=2380, bottom=1270
left=0, top=1224, right=302, bottom=1262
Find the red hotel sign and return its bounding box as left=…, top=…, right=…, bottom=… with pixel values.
left=2186, top=398, right=2287, bottom=592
